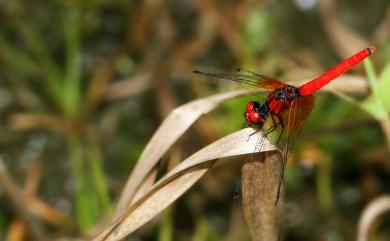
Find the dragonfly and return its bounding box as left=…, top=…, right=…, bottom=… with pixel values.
left=194, top=47, right=376, bottom=205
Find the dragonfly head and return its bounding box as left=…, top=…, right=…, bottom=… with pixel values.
left=244, top=101, right=263, bottom=124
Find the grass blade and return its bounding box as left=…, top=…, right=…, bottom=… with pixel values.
left=63, top=4, right=82, bottom=116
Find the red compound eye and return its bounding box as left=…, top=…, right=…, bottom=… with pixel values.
left=246, top=101, right=260, bottom=112
left=245, top=110, right=262, bottom=123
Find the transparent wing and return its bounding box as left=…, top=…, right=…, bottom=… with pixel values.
left=273, top=95, right=316, bottom=204
left=243, top=95, right=315, bottom=206
left=193, top=68, right=289, bottom=90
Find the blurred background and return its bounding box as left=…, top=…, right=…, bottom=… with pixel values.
left=0, top=0, right=389, bottom=240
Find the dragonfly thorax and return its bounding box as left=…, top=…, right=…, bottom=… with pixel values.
left=274, top=86, right=300, bottom=101
left=262, top=86, right=301, bottom=116
left=245, top=86, right=301, bottom=125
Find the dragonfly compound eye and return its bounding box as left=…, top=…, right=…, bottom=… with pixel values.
left=245, top=110, right=263, bottom=123
left=245, top=101, right=260, bottom=112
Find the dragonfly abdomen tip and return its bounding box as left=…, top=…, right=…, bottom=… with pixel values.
left=368, top=46, right=376, bottom=55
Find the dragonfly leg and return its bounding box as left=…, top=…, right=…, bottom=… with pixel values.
left=274, top=157, right=287, bottom=207
left=246, top=128, right=260, bottom=141
left=243, top=122, right=262, bottom=141
left=262, top=116, right=279, bottom=140
left=271, top=115, right=278, bottom=127
left=263, top=124, right=276, bottom=138
left=275, top=117, right=285, bottom=145
left=278, top=115, right=285, bottom=129
left=243, top=122, right=255, bottom=128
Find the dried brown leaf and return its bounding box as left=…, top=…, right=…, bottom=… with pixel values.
left=113, top=89, right=251, bottom=217
left=105, top=73, right=151, bottom=101
left=94, top=128, right=276, bottom=241
left=357, top=195, right=390, bottom=241
left=8, top=113, right=66, bottom=133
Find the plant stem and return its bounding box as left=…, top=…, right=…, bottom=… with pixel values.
left=241, top=151, right=284, bottom=241
left=67, top=135, right=94, bottom=230
left=0, top=160, right=47, bottom=241
left=364, top=59, right=390, bottom=152
left=158, top=207, right=174, bottom=241
left=316, top=154, right=332, bottom=211
left=88, top=139, right=111, bottom=217
left=379, top=116, right=390, bottom=152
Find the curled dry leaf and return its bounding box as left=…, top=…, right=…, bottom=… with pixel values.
left=113, top=89, right=252, bottom=217
left=357, top=195, right=390, bottom=241
left=94, top=128, right=276, bottom=241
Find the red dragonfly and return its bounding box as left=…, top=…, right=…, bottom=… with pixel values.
left=194, top=47, right=376, bottom=205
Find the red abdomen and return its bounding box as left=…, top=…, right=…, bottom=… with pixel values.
left=299, top=47, right=376, bottom=96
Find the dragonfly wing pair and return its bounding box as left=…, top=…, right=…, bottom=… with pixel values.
left=268, top=95, right=315, bottom=204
